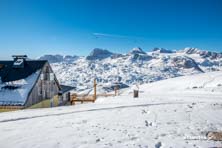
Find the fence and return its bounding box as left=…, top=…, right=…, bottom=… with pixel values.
left=70, top=92, right=115, bottom=105
left=70, top=79, right=118, bottom=105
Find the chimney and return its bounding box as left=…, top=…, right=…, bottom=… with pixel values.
left=12, top=55, right=27, bottom=68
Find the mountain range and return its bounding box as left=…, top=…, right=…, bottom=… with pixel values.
left=38, top=47, right=222, bottom=93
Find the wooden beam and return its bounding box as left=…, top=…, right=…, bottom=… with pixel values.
left=93, top=78, right=97, bottom=101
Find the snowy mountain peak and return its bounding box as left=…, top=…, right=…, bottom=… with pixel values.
left=152, top=47, right=174, bottom=53
left=63, top=55, right=79, bottom=63
left=128, top=47, right=152, bottom=62
left=129, top=47, right=146, bottom=55
left=86, top=48, right=113, bottom=60
left=182, top=47, right=200, bottom=54
left=179, top=47, right=222, bottom=59
left=38, top=54, right=78, bottom=63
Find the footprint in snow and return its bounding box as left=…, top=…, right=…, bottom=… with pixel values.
left=130, top=137, right=138, bottom=140
left=154, top=135, right=159, bottom=139
left=145, top=120, right=152, bottom=127
left=142, top=109, right=147, bottom=114
left=155, top=141, right=162, bottom=148
left=122, top=130, right=128, bottom=134
left=96, top=139, right=100, bottom=143
left=82, top=120, right=87, bottom=123
left=160, top=133, right=166, bottom=137
left=187, top=105, right=193, bottom=109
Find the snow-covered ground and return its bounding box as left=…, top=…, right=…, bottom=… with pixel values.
left=0, top=71, right=222, bottom=147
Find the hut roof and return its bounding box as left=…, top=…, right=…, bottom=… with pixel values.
left=0, top=60, right=47, bottom=82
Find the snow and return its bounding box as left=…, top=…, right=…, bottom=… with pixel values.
left=86, top=48, right=114, bottom=60
left=129, top=47, right=146, bottom=54
left=0, top=71, right=40, bottom=105
left=47, top=47, right=222, bottom=94
left=0, top=71, right=222, bottom=147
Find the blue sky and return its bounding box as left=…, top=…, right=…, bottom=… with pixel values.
left=0, top=0, right=222, bottom=59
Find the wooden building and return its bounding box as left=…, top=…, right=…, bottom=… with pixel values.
left=0, top=55, right=74, bottom=108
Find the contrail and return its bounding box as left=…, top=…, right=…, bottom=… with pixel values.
left=93, top=33, right=129, bottom=39
left=93, top=33, right=147, bottom=40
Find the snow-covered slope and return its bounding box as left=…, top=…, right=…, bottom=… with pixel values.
left=40, top=47, right=222, bottom=93
left=0, top=71, right=222, bottom=147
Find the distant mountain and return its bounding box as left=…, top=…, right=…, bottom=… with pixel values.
left=152, top=47, right=175, bottom=53
left=86, top=48, right=114, bottom=60
left=179, top=47, right=222, bottom=59
left=171, top=56, right=204, bottom=72
left=129, top=47, right=146, bottom=55
left=63, top=55, right=79, bottom=63
left=181, top=47, right=200, bottom=54
left=39, top=47, right=222, bottom=93
left=128, top=47, right=152, bottom=61
left=38, top=54, right=63, bottom=63
left=38, top=54, right=78, bottom=63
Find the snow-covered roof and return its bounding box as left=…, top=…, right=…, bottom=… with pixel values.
left=0, top=59, right=48, bottom=106
left=0, top=70, right=40, bottom=106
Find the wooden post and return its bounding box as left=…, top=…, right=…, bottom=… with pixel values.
left=133, top=90, right=139, bottom=98
left=133, top=84, right=139, bottom=98
left=71, top=93, right=77, bottom=105
left=114, top=83, right=119, bottom=96
left=93, top=78, right=97, bottom=101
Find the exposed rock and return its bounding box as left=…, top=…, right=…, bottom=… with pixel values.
left=86, top=48, right=113, bottom=60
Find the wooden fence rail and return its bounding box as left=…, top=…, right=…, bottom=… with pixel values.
left=70, top=79, right=117, bottom=105
left=70, top=93, right=115, bottom=105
